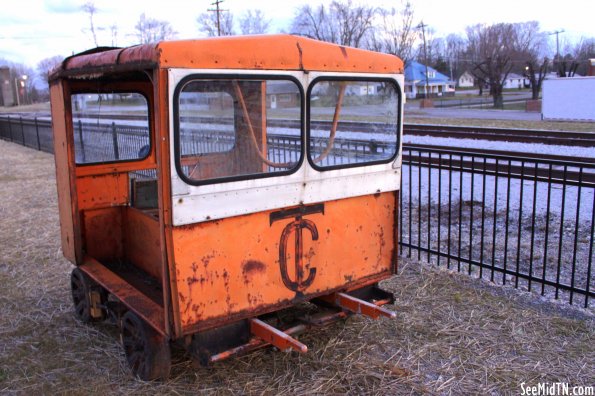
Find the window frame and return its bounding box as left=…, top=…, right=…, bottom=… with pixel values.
left=306, top=76, right=402, bottom=172
left=70, top=90, right=152, bottom=166
left=173, top=73, right=305, bottom=187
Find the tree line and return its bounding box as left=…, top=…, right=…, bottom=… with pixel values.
left=2, top=0, right=593, bottom=107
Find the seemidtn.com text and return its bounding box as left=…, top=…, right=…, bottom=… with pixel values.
left=520, top=383, right=594, bottom=396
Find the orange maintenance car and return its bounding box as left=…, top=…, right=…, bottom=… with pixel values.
left=49, top=35, right=404, bottom=380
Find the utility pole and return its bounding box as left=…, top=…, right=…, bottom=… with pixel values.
left=549, top=29, right=564, bottom=74
left=208, top=0, right=226, bottom=36
left=417, top=21, right=431, bottom=100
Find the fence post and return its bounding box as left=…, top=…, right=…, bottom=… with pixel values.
left=111, top=122, right=120, bottom=160
left=78, top=120, right=86, bottom=163
left=34, top=117, right=41, bottom=150
left=8, top=116, right=13, bottom=142
left=20, top=116, right=25, bottom=145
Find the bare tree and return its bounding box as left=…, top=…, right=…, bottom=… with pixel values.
left=466, top=23, right=517, bottom=108
left=239, top=9, right=271, bottom=35
left=512, top=21, right=549, bottom=100
left=372, top=2, right=416, bottom=62
left=135, top=13, right=177, bottom=44
left=571, top=37, right=595, bottom=76
left=524, top=57, right=549, bottom=100
left=422, top=34, right=447, bottom=71
left=197, top=11, right=234, bottom=37
left=290, top=1, right=376, bottom=48
left=444, top=34, right=466, bottom=81
left=81, top=1, right=100, bottom=47
left=37, top=55, right=65, bottom=82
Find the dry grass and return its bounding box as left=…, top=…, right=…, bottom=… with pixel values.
left=404, top=115, right=595, bottom=133
left=0, top=102, right=51, bottom=114
left=0, top=139, right=593, bottom=394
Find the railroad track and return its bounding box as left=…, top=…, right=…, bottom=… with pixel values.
left=402, top=144, right=595, bottom=187
left=403, top=124, right=595, bottom=147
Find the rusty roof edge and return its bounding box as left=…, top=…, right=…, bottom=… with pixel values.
left=48, top=36, right=403, bottom=81
left=48, top=44, right=159, bottom=82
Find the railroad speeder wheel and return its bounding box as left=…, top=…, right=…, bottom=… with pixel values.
left=70, top=267, right=106, bottom=323
left=120, top=311, right=171, bottom=381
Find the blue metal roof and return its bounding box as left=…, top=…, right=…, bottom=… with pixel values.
left=405, top=61, right=451, bottom=85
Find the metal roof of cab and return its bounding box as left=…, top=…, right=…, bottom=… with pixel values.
left=50, top=34, right=403, bottom=80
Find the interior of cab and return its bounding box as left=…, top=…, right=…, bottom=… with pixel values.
left=69, top=74, right=163, bottom=302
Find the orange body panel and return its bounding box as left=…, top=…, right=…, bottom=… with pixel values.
left=50, top=81, right=81, bottom=263
left=77, top=173, right=128, bottom=210
left=156, top=35, right=403, bottom=73
left=83, top=207, right=123, bottom=263
left=124, top=208, right=162, bottom=280
left=172, top=193, right=396, bottom=334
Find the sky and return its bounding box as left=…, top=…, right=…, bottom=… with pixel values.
left=1, top=0, right=593, bottom=77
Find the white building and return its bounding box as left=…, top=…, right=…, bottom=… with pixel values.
left=503, top=73, right=524, bottom=89
left=457, top=71, right=475, bottom=88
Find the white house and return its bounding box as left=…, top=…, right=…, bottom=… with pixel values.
left=457, top=71, right=475, bottom=88
left=503, top=73, right=524, bottom=89
left=344, top=81, right=380, bottom=96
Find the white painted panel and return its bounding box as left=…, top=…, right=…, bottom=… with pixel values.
left=168, top=69, right=404, bottom=226
left=542, top=77, right=595, bottom=121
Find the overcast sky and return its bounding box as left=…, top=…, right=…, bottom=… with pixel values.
left=1, top=0, right=593, bottom=72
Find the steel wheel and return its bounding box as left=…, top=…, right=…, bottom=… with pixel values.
left=120, top=311, right=171, bottom=381
left=70, top=267, right=105, bottom=323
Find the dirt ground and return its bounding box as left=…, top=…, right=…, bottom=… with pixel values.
left=0, top=139, right=593, bottom=395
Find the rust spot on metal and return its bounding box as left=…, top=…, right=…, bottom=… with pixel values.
left=339, top=46, right=348, bottom=59
left=201, top=254, right=214, bottom=268
left=242, top=260, right=266, bottom=276
left=296, top=42, right=304, bottom=70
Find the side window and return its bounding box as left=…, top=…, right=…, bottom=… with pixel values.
left=71, top=93, right=150, bottom=164
left=176, top=78, right=302, bottom=184
left=308, top=79, right=400, bottom=170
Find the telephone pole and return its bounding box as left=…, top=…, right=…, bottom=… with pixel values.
left=417, top=21, right=430, bottom=99
left=548, top=29, right=565, bottom=76
left=549, top=29, right=564, bottom=61
left=208, top=0, right=226, bottom=36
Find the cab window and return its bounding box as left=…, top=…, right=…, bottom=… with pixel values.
left=71, top=92, right=150, bottom=165
left=175, top=77, right=303, bottom=184
left=308, top=78, right=400, bottom=170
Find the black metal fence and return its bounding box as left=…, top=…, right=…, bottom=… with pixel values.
left=0, top=115, right=54, bottom=153
left=72, top=120, right=150, bottom=164
left=0, top=115, right=593, bottom=308
left=400, top=147, right=594, bottom=308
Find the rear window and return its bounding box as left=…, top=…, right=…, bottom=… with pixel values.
left=308, top=78, right=400, bottom=170
left=71, top=92, right=150, bottom=165
left=175, top=77, right=303, bottom=185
